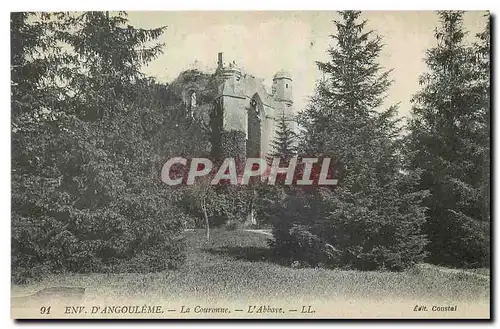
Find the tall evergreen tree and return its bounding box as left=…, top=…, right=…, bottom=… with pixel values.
left=473, top=15, right=491, bottom=226
left=280, top=11, right=428, bottom=270
left=406, top=11, right=490, bottom=268
left=255, top=112, right=297, bottom=230
left=269, top=112, right=297, bottom=160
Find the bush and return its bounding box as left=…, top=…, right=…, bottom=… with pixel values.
left=263, top=178, right=428, bottom=271
left=225, top=221, right=239, bottom=231
left=177, top=183, right=253, bottom=229
left=269, top=224, right=341, bottom=267
left=11, top=185, right=187, bottom=284
left=263, top=187, right=335, bottom=267
left=426, top=211, right=490, bottom=268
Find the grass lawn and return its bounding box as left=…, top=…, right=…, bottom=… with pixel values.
left=12, top=229, right=490, bottom=304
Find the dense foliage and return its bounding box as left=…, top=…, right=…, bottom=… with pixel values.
left=267, top=112, right=297, bottom=160
left=11, top=12, right=190, bottom=283
left=265, top=11, right=429, bottom=271
left=405, top=12, right=490, bottom=268
left=11, top=11, right=490, bottom=283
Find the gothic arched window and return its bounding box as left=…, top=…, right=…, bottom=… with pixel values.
left=247, top=94, right=262, bottom=158
left=187, top=91, right=197, bottom=118
left=190, top=91, right=197, bottom=108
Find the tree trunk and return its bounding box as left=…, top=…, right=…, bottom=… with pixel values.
left=201, top=195, right=210, bottom=242
left=248, top=188, right=257, bottom=226
left=247, top=207, right=256, bottom=226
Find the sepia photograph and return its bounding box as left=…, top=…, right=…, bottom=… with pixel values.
left=9, top=10, right=490, bottom=319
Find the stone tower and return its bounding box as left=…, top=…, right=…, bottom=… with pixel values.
left=272, top=69, right=293, bottom=118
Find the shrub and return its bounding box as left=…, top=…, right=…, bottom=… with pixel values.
left=225, top=221, right=239, bottom=231
left=264, top=178, right=428, bottom=271
left=269, top=224, right=341, bottom=267
left=11, top=189, right=187, bottom=283
left=426, top=211, right=490, bottom=268
left=177, top=183, right=254, bottom=229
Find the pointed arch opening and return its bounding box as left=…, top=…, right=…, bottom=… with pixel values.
left=247, top=93, right=263, bottom=158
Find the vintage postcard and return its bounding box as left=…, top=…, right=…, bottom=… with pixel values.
left=11, top=10, right=490, bottom=319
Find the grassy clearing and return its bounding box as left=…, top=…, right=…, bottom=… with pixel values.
left=462, top=267, right=491, bottom=277
left=12, top=229, right=490, bottom=303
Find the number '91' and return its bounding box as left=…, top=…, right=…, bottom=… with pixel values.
left=40, top=306, right=51, bottom=314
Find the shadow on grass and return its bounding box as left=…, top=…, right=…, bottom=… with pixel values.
left=203, top=246, right=282, bottom=264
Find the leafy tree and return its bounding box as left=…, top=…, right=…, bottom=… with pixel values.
left=406, top=11, right=490, bottom=268
left=11, top=12, right=79, bottom=282
left=270, top=11, right=428, bottom=270
left=11, top=12, right=188, bottom=283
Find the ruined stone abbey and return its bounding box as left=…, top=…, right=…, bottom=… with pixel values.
left=169, top=53, right=294, bottom=159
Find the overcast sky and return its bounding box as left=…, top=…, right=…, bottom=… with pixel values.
left=127, top=11, right=488, bottom=119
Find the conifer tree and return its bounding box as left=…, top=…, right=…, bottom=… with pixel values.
left=269, top=112, right=297, bottom=160
left=277, top=11, right=428, bottom=270
left=406, top=11, right=490, bottom=267
left=257, top=112, right=297, bottom=229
